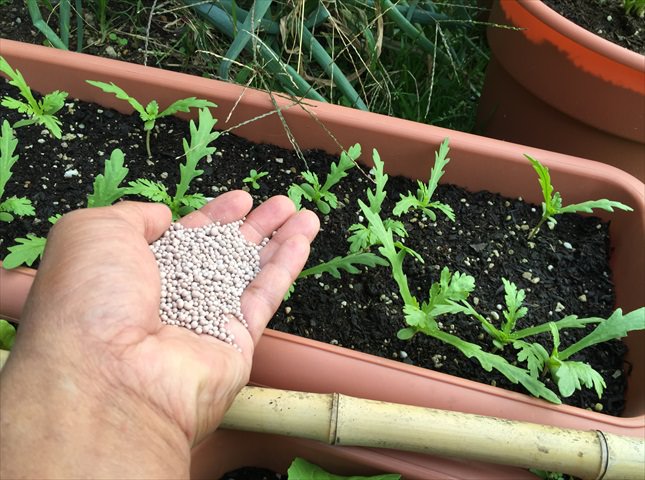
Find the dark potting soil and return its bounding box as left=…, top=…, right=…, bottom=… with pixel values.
left=219, top=466, right=283, bottom=480
left=0, top=79, right=630, bottom=415
left=543, top=0, right=645, bottom=54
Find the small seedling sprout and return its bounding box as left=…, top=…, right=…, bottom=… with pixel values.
left=288, top=143, right=359, bottom=214
left=526, top=155, right=633, bottom=238
left=127, top=107, right=218, bottom=220
left=348, top=149, right=409, bottom=254
left=0, top=55, right=68, bottom=139
left=393, top=137, right=455, bottom=222
left=242, top=169, right=268, bottom=190
left=86, top=80, right=216, bottom=157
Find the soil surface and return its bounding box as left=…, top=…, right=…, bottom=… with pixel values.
left=0, top=79, right=630, bottom=416
left=543, top=0, right=645, bottom=54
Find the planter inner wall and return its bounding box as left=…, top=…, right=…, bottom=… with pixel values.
left=1, top=40, right=643, bottom=433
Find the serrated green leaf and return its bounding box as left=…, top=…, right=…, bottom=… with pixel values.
left=559, top=308, right=645, bottom=360
left=175, top=107, right=219, bottom=204
left=298, top=252, right=388, bottom=280
left=179, top=193, right=207, bottom=210
left=393, top=194, right=420, bottom=216
left=0, top=319, right=16, bottom=350
left=287, top=457, right=401, bottom=480
left=392, top=139, right=452, bottom=222
left=48, top=214, right=62, bottom=224
left=514, top=340, right=548, bottom=377
left=433, top=330, right=560, bottom=403
left=426, top=138, right=450, bottom=198
left=86, top=80, right=146, bottom=116
left=1, top=119, right=19, bottom=198
left=158, top=97, right=216, bottom=118
left=41, top=90, right=67, bottom=115
left=1, top=97, right=32, bottom=115
left=87, top=149, right=129, bottom=208
left=3, top=234, right=47, bottom=269
left=526, top=155, right=556, bottom=216
left=0, top=212, right=13, bottom=222
left=320, top=144, right=359, bottom=193
left=288, top=184, right=306, bottom=210
left=403, top=303, right=434, bottom=329
left=367, top=149, right=387, bottom=214
left=0, top=55, right=39, bottom=114
left=36, top=115, right=62, bottom=139
left=550, top=360, right=606, bottom=398
left=501, top=278, right=527, bottom=333
left=144, top=100, right=159, bottom=121
left=347, top=223, right=372, bottom=253
left=0, top=196, right=35, bottom=217
left=559, top=199, right=633, bottom=215
left=127, top=179, right=171, bottom=204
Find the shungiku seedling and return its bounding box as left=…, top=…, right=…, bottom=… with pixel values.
left=151, top=221, right=269, bottom=351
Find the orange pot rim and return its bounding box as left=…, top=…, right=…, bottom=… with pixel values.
left=502, top=0, right=645, bottom=94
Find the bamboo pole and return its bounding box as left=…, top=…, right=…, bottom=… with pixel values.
left=1, top=351, right=642, bottom=479
left=222, top=387, right=644, bottom=479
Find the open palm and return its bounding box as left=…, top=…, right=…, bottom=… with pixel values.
left=13, top=191, right=319, bottom=447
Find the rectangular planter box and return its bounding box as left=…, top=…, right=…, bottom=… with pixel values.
left=1, top=39, right=643, bottom=478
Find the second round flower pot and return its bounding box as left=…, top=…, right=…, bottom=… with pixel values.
left=477, top=0, right=645, bottom=182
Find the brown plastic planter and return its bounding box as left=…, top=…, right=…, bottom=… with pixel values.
left=1, top=39, right=643, bottom=478
left=190, top=430, right=432, bottom=479
left=190, top=430, right=525, bottom=480
left=477, top=0, right=645, bottom=182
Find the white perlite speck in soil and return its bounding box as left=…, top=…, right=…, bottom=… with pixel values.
left=151, top=221, right=268, bottom=351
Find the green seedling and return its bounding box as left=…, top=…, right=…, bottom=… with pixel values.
left=348, top=149, right=409, bottom=254
left=288, top=143, right=359, bottom=214
left=86, top=80, right=216, bottom=158
left=624, top=0, right=645, bottom=17
left=242, top=169, right=268, bottom=190
left=286, top=252, right=388, bottom=299
left=288, top=457, right=401, bottom=479
left=3, top=147, right=130, bottom=269
left=0, top=319, right=16, bottom=350
left=359, top=200, right=560, bottom=403
left=0, top=120, right=35, bottom=222
left=127, top=107, right=218, bottom=220
left=108, top=32, right=128, bottom=47
left=87, top=148, right=130, bottom=208
left=0, top=55, right=68, bottom=139
left=2, top=215, right=59, bottom=269
left=393, top=138, right=455, bottom=222
left=526, top=155, right=633, bottom=238
left=436, top=278, right=603, bottom=350
left=514, top=308, right=644, bottom=399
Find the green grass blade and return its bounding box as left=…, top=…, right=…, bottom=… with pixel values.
left=219, top=0, right=273, bottom=80
left=59, top=0, right=71, bottom=48
left=26, top=0, right=69, bottom=50
left=75, top=0, right=84, bottom=51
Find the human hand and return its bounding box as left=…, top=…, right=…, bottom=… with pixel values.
left=0, top=191, right=319, bottom=479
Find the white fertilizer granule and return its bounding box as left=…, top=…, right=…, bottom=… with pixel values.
left=151, top=221, right=268, bottom=351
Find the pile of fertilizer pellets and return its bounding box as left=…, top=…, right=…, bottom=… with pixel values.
left=150, top=221, right=269, bottom=351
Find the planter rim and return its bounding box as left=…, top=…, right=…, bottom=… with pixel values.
left=1, top=38, right=644, bottom=191
left=517, top=0, right=645, bottom=71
